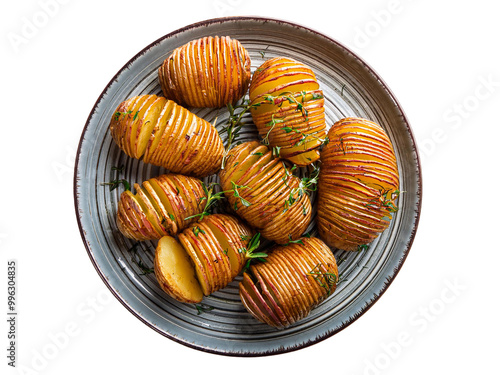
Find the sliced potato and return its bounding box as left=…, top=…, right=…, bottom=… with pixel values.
left=158, top=36, right=251, bottom=108
left=317, top=117, right=400, bottom=251
left=116, top=174, right=206, bottom=241
left=248, top=57, right=319, bottom=103
left=109, top=94, right=224, bottom=177
left=248, top=58, right=325, bottom=166
left=240, top=236, right=338, bottom=328
left=219, top=141, right=312, bottom=244
left=154, top=236, right=203, bottom=304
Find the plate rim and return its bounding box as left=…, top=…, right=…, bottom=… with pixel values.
left=73, top=15, right=423, bottom=357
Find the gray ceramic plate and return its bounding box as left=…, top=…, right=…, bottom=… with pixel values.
left=74, top=16, right=422, bottom=356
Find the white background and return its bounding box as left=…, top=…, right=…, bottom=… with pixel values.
left=2, top=0, right=499, bottom=374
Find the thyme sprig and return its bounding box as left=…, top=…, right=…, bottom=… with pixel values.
left=101, top=164, right=131, bottom=191
left=184, top=182, right=226, bottom=222
left=195, top=304, right=214, bottom=315
left=129, top=243, right=154, bottom=275
left=230, top=181, right=252, bottom=210
left=184, top=181, right=253, bottom=221
left=283, top=162, right=320, bottom=212
left=365, top=188, right=401, bottom=214
left=280, top=234, right=304, bottom=246
left=308, top=263, right=338, bottom=296
left=282, top=126, right=320, bottom=148
left=220, top=100, right=254, bottom=169
left=240, top=232, right=268, bottom=272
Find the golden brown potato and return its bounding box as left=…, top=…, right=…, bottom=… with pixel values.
left=317, top=117, right=400, bottom=251
left=116, top=174, right=206, bottom=241
left=154, top=235, right=204, bottom=304
left=248, top=57, right=326, bottom=166
left=109, top=94, right=224, bottom=177
left=218, top=140, right=312, bottom=244
left=239, top=236, right=338, bottom=328
left=154, top=214, right=254, bottom=302
left=158, top=36, right=251, bottom=108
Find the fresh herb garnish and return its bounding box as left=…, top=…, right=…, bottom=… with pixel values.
left=220, top=100, right=253, bottom=169
left=195, top=304, right=214, bottom=315
left=230, top=181, right=252, bottom=208
left=365, top=188, right=401, bottom=214
left=114, top=110, right=133, bottom=121
left=308, top=263, right=338, bottom=296
left=240, top=232, right=268, bottom=272
left=283, top=162, right=320, bottom=212
left=129, top=243, right=154, bottom=275
left=192, top=226, right=205, bottom=237
left=184, top=182, right=226, bottom=222
left=357, top=244, right=369, bottom=252
left=280, top=234, right=304, bottom=246
left=101, top=164, right=130, bottom=191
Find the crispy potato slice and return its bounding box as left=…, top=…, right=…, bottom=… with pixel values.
left=240, top=272, right=282, bottom=327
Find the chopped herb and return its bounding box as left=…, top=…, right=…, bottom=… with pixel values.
left=193, top=226, right=205, bottom=237
left=114, top=110, right=132, bottom=121
left=128, top=243, right=154, bottom=275
left=184, top=182, right=226, bottom=221
left=241, top=232, right=268, bottom=272
left=308, top=263, right=338, bottom=296
left=272, top=145, right=281, bottom=157
left=281, top=234, right=304, bottom=246
left=365, top=187, right=401, bottom=214
left=357, top=244, right=369, bottom=252
left=101, top=165, right=131, bottom=191
left=195, top=304, right=214, bottom=315
left=231, top=181, right=252, bottom=208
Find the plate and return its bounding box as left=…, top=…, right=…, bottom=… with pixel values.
left=74, top=16, right=422, bottom=356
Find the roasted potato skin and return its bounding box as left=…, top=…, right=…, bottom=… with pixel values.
left=248, top=57, right=326, bottom=166
left=116, top=174, right=207, bottom=241
left=218, top=141, right=312, bottom=244
left=109, top=94, right=224, bottom=177
left=240, top=236, right=338, bottom=328
left=317, top=117, right=400, bottom=251
left=158, top=36, right=251, bottom=108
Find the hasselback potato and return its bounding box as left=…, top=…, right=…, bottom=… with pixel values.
left=116, top=173, right=206, bottom=241
left=239, top=236, right=338, bottom=328
left=218, top=140, right=312, bottom=244
left=109, top=94, right=224, bottom=177
left=317, top=117, right=400, bottom=251
left=248, top=57, right=326, bottom=166
left=154, top=214, right=254, bottom=303
left=158, top=36, right=251, bottom=108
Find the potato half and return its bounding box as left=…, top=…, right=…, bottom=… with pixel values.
left=218, top=140, right=312, bottom=244
left=154, top=214, right=253, bottom=302
left=248, top=57, right=326, bottom=166
left=239, top=236, right=338, bottom=328
left=116, top=174, right=206, bottom=241
left=158, top=36, right=251, bottom=108
left=154, top=235, right=204, bottom=304
left=317, top=117, right=400, bottom=251
left=109, top=94, right=224, bottom=177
